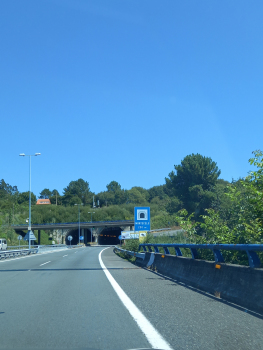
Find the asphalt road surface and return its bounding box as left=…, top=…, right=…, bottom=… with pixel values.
left=0, top=246, right=262, bottom=350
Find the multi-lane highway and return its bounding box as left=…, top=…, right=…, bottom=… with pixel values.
left=0, top=247, right=262, bottom=350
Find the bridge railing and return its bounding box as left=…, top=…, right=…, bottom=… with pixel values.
left=139, top=243, right=263, bottom=268
left=11, top=219, right=133, bottom=227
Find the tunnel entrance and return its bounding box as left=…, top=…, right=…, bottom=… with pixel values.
left=66, top=229, right=92, bottom=245
left=98, top=227, right=121, bottom=245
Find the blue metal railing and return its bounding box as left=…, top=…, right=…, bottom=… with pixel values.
left=11, top=220, right=133, bottom=227
left=139, top=243, right=263, bottom=268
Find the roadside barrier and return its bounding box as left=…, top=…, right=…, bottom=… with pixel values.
left=139, top=243, right=263, bottom=268
left=0, top=244, right=70, bottom=260
left=114, top=246, right=145, bottom=259
left=115, top=244, right=263, bottom=314
left=0, top=248, right=38, bottom=259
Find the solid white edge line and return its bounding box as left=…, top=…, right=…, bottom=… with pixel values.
left=39, top=261, right=51, bottom=266
left=98, top=248, right=173, bottom=350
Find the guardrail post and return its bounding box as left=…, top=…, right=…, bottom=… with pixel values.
left=190, top=248, right=198, bottom=259
left=141, top=245, right=147, bottom=252
left=212, top=249, right=224, bottom=263
left=147, top=246, right=153, bottom=252
left=153, top=245, right=160, bottom=253
left=246, top=250, right=261, bottom=268
left=174, top=246, right=183, bottom=257
left=163, top=246, right=170, bottom=254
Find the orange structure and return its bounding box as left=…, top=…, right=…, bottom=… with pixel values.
left=36, top=198, right=51, bottom=205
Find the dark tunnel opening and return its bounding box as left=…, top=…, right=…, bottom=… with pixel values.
left=98, top=227, right=121, bottom=245
left=65, top=229, right=92, bottom=245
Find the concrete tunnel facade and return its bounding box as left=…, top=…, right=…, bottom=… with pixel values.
left=65, top=227, right=122, bottom=245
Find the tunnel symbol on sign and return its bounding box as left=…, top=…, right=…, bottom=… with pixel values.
left=137, top=209, right=148, bottom=221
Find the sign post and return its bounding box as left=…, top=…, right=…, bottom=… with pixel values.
left=67, top=235, right=73, bottom=247
left=18, top=235, right=22, bottom=248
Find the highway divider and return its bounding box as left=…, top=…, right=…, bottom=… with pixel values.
left=114, top=244, right=263, bottom=315
left=0, top=248, right=38, bottom=259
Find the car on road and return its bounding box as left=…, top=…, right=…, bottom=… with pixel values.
left=0, top=238, right=7, bottom=250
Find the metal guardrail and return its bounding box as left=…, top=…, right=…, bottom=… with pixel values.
left=37, top=244, right=66, bottom=249
left=0, top=244, right=69, bottom=260
left=0, top=248, right=38, bottom=260
left=6, top=244, right=67, bottom=250
left=114, top=246, right=145, bottom=259
left=139, top=243, right=263, bottom=268
left=7, top=245, right=30, bottom=250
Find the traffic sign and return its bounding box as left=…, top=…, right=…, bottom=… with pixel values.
left=118, top=235, right=122, bottom=240
left=17, top=235, right=22, bottom=240
left=80, top=236, right=84, bottom=240
left=23, top=230, right=37, bottom=241
left=134, top=207, right=150, bottom=231
left=67, top=235, right=73, bottom=241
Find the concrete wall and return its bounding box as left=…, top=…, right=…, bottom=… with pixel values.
left=135, top=252, right=263, bottom=314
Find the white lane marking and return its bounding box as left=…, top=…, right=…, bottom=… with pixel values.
left=99, top=248, right=173, bottom=350
left=63, top=255, right=68, bottom=257
left=39, top=261, right=51, bottom=266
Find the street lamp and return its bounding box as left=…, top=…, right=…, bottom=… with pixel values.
left=19, top=152, right=41, bottom=249
left=74, top=203, right=83, bottom=244
left=88, top=211, right=95, bottom=244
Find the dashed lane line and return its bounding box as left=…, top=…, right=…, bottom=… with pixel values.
left=39, top=261, right=51, bottom=266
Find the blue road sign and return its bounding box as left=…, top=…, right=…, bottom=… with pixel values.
left=118, top=235, right=122, bottom=240
left=134, top=207, right=150, bottom=231
left=80, top=236, right=84, bottom=240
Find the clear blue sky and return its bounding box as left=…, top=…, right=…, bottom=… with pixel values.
left=1, top=0, right=262, bottom=197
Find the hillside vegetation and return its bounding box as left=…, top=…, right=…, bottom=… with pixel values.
left=1, top=152, right=263, bottom=249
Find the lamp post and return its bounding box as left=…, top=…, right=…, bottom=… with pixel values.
left=88, top=211, right=95, bottom=244
left=19, top=153, right=41, bottom=249
left=74, top=203, right=83, bottom=245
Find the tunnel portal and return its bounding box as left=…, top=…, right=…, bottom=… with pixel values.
left=66, top=229, right=92, bottom=245
left=98, top=227, right=121, bottom=245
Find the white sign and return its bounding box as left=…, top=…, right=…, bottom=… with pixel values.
left=121, top=231, right=139, bottom=240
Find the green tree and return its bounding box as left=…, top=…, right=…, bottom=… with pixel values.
left=17, top=191, right=37, bottom=205
left=63, top=179, right=91, bottom=206
left=50, top=189, right=62, bottom=205
left=39, top=188, right=52, bottom=198
left=106, top=181, right=121, bottom=192
left=0, top=179, right=17, bottom=198
left=148, top=185, right=167, bottom=201
left=126, top=187, right=148, bottom=204
left=166, top=154, right=221, bottom=217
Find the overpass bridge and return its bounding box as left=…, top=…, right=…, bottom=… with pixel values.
left=12, top=220, right=134, bottom=245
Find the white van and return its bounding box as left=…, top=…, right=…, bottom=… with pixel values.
left=0, top=239, right=7, bottom=250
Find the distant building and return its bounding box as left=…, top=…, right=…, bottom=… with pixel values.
left=36, top=198, right=51, bottom=205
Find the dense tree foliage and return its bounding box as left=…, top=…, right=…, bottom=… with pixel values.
left=165, top=154, right=221, bottom=217
left=1, top=152, right=263, bottom=249
left=63, top=179, right=92, bottom=206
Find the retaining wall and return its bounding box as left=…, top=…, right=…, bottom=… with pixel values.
left=135, top=252, right=263, bottom=314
